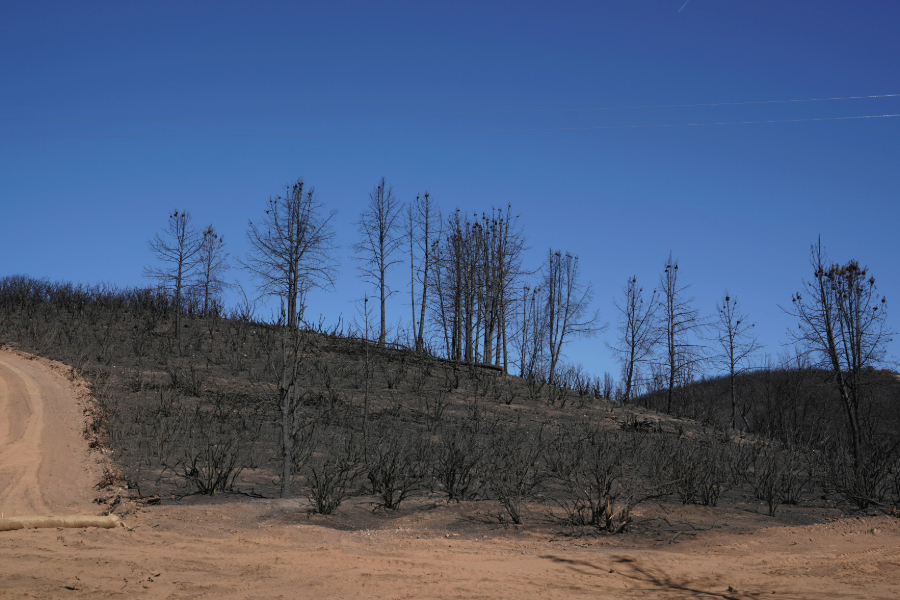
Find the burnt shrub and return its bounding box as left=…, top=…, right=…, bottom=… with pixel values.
left=365, top=421, right=430, bottom=510
left=168, top=392, right=264, bottom=495
left=742, top=441, right=813, bottom=516
left=483, top=423, right=544, bottom=524
left=776, top=444, right=814, bottom=506
left=548, top=426, right=669, bottom=533
left=380, top=355, right=408, bottom=390
left=823, top=437, right=900, bottom=510
left=546, top=425, right=620, bottom=529
left=413, top=392, right=448, bottom=432
left=431, top=422, right=485, bottom=502
left=304, top=429, right=363, bottom=515
left=668, top=437, right=729, bottom=507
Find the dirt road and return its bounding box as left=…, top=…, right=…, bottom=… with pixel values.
left=1, top=348, right=898, bottom=599
left=0, top=349, right=99, bottom=517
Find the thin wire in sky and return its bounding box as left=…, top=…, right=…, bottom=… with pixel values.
left=2, top=113, right=898, bottom=138
left=1, top=94, right=898, bottom=121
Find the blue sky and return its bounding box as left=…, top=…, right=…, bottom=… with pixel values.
left=2, top=1, right=898, bottom=378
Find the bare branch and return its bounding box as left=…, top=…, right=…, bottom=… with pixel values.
left=143, top=209, right=202, bottom=339
left=782, top=237, right=893, bottom=462
left=608, top=276, right=660, bottom=403
left=242, top=178, right=339, bottom=329
left=352, top=177, right=404, bottom=346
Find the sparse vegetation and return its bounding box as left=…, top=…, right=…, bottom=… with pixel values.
left=1, top=229, right=898, bottom=535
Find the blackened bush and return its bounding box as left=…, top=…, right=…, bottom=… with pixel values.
left=414, top=392, right=448, bottom=431
left=365, top=422, right=429, bottom=510
left=664, top=436, right=732, bottom=507
left=696, top=450, right=728, bottom=508
left=669, top=438, right=702, bottom=505
left=139, top=387, right=189, bottom=469
left=484, top=423, right=544, bottom=524
left=560, top=428, right=625, bottom=528
left=750, top=447, right=779, bottom=517
left=305, top=430, right=363, bottom=514
left=380, top=356, right=408, bottom=390
left=777, top=444, right=814, bottom=505
left=824, top=438, right=900, bottom=510
left=409, top=362, right=428, bottom=393
left=443, top=364, right=461, bottom=391
left=744, top=442, right=811, bottom=517
left=726, top=441, right=760, bottom=489
left=431, top=423, right=484, bottom=501
left=170, top=393, right=263, bottom=495
left=496, top=377, right=519, bottom=406
left=548, top=426, right=663, bottom=533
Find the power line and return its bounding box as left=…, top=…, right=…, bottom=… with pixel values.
left=2, top=113, right=897, bottom=138
left=1, top=94, right=898, bottom=122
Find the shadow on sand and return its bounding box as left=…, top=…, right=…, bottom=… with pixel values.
left=539, top=554, right=774, bottom=599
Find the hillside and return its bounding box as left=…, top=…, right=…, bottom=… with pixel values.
left=633, top=366, right=900, bottom=447
left=1, top=274, right=899, bottom=532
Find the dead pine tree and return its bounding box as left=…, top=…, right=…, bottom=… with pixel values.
left=542, top=249, right=604, bottom=386
left=516, top=283, right=547, bottom=380
left=657, top=253, right=706, bottom=414
left=144, top=209, right=202, bottom=340
left=429, top=206, right=525, bottom=370
left=355, top=294, right=374, bottom=442
left=711, top=291, right=760, bottom=430
left=608, top=276, right=659, bottom=404
left=434, top=209, right=476, bottom=362
left=265, top=300, right=308, bottom=498
left=353, top=177, right=404, bottom=347
left=783, top=238, right=892, bottom=463
left=243, top=177, right=338, bottom=330
left=193, top=225, right=230, bottom=316
left=474, top=206, right=526, bottom=372
left=406, top=192, right=439, bottom=352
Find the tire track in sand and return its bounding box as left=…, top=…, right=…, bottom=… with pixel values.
left=0, top=355, right=50, bottom=516
left=0, top=350, right=98, bottom=517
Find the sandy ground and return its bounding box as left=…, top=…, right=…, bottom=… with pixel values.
left=0, top=349, right=99, bottom=517
left=1, top=349, right=899, bottom=599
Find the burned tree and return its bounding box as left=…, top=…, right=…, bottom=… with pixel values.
left=473, top=206, right=526, bottom=371
left=262, top=302, right=310, bottom=498
left=244, top=178, right=338, bottom=330
left=406, top=192, right=439, bottom=352
left=429, top=207, right=526, bottom=369
left=542, top=249, right=603, bottom=385
left=193, top=225, right=229, bottom=316
left=609, top=276, right=659, bottom=404
left=784, top=239, right=892, bottom=462
left=353, top=177, right=404, bottom=347
left=244, top=178, right=337, bottom=498
left=432, top=209, right=476, bottom=362
left=144, top=209, right=202, bottom=340
left=516, top=284, right=547, bottom=379
left=657, top=253, right=706, bottom=414
left=712, top=291, right=760, bottom=430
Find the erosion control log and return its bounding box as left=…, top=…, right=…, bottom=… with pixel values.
left=0, top=515, right=122, bottom=532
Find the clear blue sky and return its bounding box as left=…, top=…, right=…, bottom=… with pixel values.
left=2, top=1, right=898, bottom=378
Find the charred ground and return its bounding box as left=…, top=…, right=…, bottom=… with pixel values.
left=1, top=275, right=898, bottom=541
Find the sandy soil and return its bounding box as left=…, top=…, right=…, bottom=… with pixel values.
left=1, top=349, right=899, bottom=599
left=0, top=349, right=99, bottom=517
